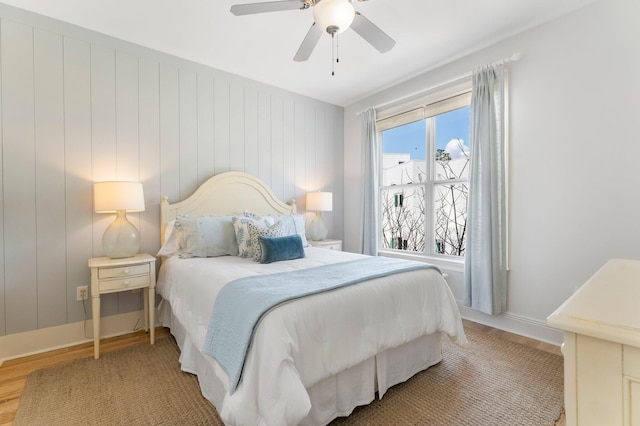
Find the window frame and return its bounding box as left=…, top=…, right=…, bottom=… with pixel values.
left=376, top=89, right=472, bottom=264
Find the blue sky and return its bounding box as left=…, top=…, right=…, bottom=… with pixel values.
left=382, top=107, right=470, bottom=160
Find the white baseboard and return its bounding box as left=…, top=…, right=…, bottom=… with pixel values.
left=1, top=304, right=562, bottom=367
left=0, top=310, right=149, bottom=366
left=458, top=302, right=563, bottom=346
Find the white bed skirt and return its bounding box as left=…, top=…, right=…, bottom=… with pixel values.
left=159, top=299, right=443, bottom=425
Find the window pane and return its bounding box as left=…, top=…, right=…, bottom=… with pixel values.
left=378, top=93, right=471, bottom=258
left=380, top=187, right=425, bottom=252
left=381, top=120, right=425, bottom=186
left=434, top=182, right=468, bottom=256
left=435, top=106, right=470, bottom=180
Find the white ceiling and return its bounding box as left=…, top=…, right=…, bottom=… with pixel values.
left=1, top=0, right=596, bottom=106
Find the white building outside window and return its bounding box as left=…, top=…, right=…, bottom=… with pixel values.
left=377, top=91, right=471, bottom=258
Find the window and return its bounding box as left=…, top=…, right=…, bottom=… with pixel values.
left=377, top=92, right=471, bottom=258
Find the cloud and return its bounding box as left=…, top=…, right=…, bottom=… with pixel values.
left=445, top=139, right=470, bottom=159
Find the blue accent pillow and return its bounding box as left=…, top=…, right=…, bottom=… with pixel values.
left=258, top=234, right=305, bottom=264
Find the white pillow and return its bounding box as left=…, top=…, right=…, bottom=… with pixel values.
left=232, top=215, right=276, bottom=258
left=177, top=215, right=239, bottom=258
left=269, top=214, right=309, bottom=247
left=157, top=220, right=181, bottom=257
left=157, top=215, right=239, bottom=258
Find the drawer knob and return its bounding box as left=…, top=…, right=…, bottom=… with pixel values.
left=122, top=269, right=130, bottom=275
left=123, top=280, right=131, bottom=286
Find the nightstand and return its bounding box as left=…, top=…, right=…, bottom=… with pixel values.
left=88, top=253, right=156, bottom=359
left=308, top=239, right=342, bottom=251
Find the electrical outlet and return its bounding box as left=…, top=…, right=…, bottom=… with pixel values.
left=77, top=286, right=89, bottom=301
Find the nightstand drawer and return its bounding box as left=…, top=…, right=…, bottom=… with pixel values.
left=89, top=253, right=156, bottom=359
left=99, top=275, right=150, bottom=293
left=309, top=239, right=342, bottom=251
left=98, top=263, right=149, bottom=279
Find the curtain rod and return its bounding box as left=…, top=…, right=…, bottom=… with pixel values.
left=356, top=52, right=522, bottom=116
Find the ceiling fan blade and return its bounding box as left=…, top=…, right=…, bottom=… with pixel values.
left=350, top=12, right=396, bottom=53
left=230, top=0, right=304, bottom=16
left=293, top=23, right=323, bottom=62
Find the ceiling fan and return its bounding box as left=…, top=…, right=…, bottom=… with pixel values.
left=230, top=0, right=396, bottom=63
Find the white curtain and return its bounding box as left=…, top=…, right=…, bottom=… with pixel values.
left=361, top=108, right=379, bottom=256
left=464, top=64, right=507, bottom=315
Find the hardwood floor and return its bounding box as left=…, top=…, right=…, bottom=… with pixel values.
left=0, top=321, right=563, bottom=426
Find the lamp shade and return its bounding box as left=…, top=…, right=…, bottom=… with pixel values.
left=306, top=192, right=333, bottom=212
left=313, top=0, right=355, bottom=34
left=94, top=181, right=145, bottom=213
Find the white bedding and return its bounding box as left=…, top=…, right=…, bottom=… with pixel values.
left=157, top=247, right=467, bottom=425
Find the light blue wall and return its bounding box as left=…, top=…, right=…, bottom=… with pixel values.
left=0, top=4, right=344, bottom=336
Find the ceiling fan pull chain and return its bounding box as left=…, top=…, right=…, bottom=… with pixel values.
left=336, top=32, right=340, bottom=64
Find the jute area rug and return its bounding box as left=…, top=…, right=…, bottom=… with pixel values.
left=14, top=326, right=563, bottom=426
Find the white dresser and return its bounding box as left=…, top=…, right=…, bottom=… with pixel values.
left=547, top=259, right=640, bottom=426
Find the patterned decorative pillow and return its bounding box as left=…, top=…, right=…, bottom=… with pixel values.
left=248, top=221, right=285, bottom=262
left=242, top=210, right=262, bottom=220
left=232, top=215, right=276, bottom=258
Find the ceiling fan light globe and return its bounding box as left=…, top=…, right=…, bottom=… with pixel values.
left=313, top=0, right=355, bottom=34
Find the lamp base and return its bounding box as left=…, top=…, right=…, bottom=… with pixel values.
left=102, top=210, right=141, bottom=259
left=308, top=211, right=328, bottom=241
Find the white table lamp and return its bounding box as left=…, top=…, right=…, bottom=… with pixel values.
left=306, top=192, right=332, bottom=241
left=94, top=181, right=145, bottom=259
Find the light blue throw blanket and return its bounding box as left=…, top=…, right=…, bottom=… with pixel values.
left=203, top=256, right=440, bottom=393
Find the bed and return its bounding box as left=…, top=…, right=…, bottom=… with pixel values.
left=155, top=171, right=467, bottom=425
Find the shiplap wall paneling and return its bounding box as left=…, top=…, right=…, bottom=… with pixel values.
left=196, top=73, right=215, bottom=187
left=138, top=58, right=161, bottom=259
left=90, top=44, right=117, bottom=183
left=115, top=51, right=140, bottom=181
left=282, top=98, right=295, bottom=202
left=90, top=43, right=119, bottom=317
left=34, top=28, right=67, bottom=328
left=270, top=96, right=284, bottom=201
left=63, top=37, right=93, bottom=325
left=115, top=50, right=142, bottom=313
left=243, top=86, right=259, bottom=178
left=305, top=105, right=318, bottom=194
left=179, top=67, right=199, bottom=201
left=159, top=63, right=180, bottom=205
left=229, top=81, right=245, bottom=173
left=0, top=20, right=5, bottom=336
left=2, top=20, right=37, bottom=334
left=0, top=5, right=344, bottom=337
left=318, top=108, right=328, bottom=190
left=332, top=108, right=344, bottom=238
left=312, top=107, right=330, bottom=232
left=294, top=102, right=307, bottom=206
left=315, top=108, right=329, bottom=233
left=214, top=78, right=231, bottom=176
left=257, top=92, right=272, bottom=187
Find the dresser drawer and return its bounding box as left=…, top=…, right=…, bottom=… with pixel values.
left=98, top=263, right=149, bottom=279
left=99, top=275, right=150, bottom=293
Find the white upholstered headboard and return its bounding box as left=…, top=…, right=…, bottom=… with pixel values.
left=160, top=171, right=297, bottom=244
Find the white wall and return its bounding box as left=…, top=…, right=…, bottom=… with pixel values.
left=344, top=0, right=640, bottom=344
left=0, top=4, right=344, bottom=337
